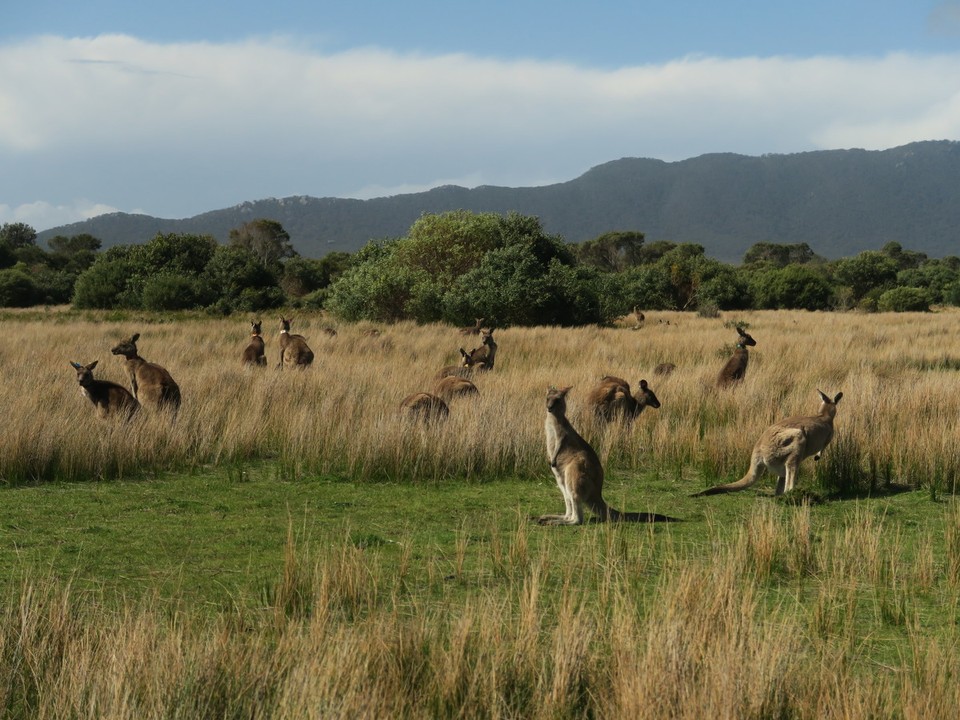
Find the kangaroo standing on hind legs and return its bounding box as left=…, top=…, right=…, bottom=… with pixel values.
left=692, top=389, right=844, bottom=497
left=110, top=333, right=181, bottom=413
left=241, top=320, right=267, bottom=366
left=717, top=326, right=757, bottom=388
left=538, top=386, right=676, bottom=525
left=277, top=316, right=314, bottom=369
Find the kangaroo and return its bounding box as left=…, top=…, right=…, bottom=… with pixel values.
left=278, top=316, right=314, bottom=369
left=538, top=386, right=676, bottom=525
left=717, top=326, right=757, bottom=388
left=692, top=390, right=844, bottom=497
left=434, top=375, right=479, bottom=402
left=464, top=328, right=497, bottom=371
left=70, top=360, right=140, bottom=420
left=110, top=333, right=181, bottom=412
left=241, top=320, right=267, bottom=366
left=459, top=317, right=485, bottom=335
left=653, top=362, right=676, bottom=376
left=586, top=376, right=661, bottom=422
left=399, top=392, right=450, bottom=422
left=631, top=307, right=645, bottom=330
left=435, top=349, right=474, bottom=380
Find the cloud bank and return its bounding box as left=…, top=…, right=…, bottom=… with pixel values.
left=1, top=34, right=959, bottom=230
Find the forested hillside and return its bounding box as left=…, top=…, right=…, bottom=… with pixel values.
left=37, top=141, right=960, bottom=262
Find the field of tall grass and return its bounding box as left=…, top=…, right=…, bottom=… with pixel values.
left=1, top=306, right=960, bottom=718
left=3, top=306, right=959, bottom=492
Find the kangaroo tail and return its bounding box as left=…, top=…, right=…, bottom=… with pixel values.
left=691, top=457, right=764, bottom=498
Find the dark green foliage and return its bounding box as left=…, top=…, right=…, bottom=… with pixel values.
left=229, top=218, right=297, bottom=270
left=0, top=268, right=39, bottom=307
left=141, top=274, right=202, bottom=311
left=743, top=241, right=822, bottom=267
left=833, top=251, right=899, bottom=301
left=749, top=265, right=834, bottom=311
left=574, top=230, right=646, bottom=271
left=0, top=222, right=37, bottom=249
left=877, top=286, right=931, bottom=312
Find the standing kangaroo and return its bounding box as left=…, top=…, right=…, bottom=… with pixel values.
left=277, top=316, right=314, bottom=369
left=586, top=375, right=661, bottom=422
left=463, top=328, right=497, bottom=371
left=70, top=360, right=140, bottom=420
left=538, top=386, right=676, bottom=525
left=110, top=334, right=181, bottom=412
left=692, top=390, right=844, bottom=497
left=241, top=320, right=267, bottom=366
left=717, top=326, right=757, bottom=387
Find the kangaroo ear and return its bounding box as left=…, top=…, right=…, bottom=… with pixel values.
left=131, top=333, right=140, bottom=342
left=833, top=392, right=843, bottom=404
left=87, top=360, right=98, bottom=370
left=70, top=361, right=82, bottom=369
left=639, top=379, right=648, bottom=389
left=737, top=326, right=746, bottom=336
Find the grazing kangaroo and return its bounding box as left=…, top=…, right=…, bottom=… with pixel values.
left=241, top=320, right=267, bottom=366
left=70, top=360, right=140, bottom=420
left=464, top=328, right=497, bottom=371
left=692, top=390, right=844, bottom=497
left=717, top=326, right=757, bottom=387
left=110, top=334, right=181, bottom=412
left=399, top=392, right=450, bottom=422
left=459, top=317, right=485, bottom=335
left=653, top=362, right=676, bottom=376
left=436, top=349, right=475, bottom=380
left=586, top=376, right=661, bottom=422
left=434, top=375, right=479, bottom=402
left=538, top=386, right=676, bottom=525
left=278, top=316, right=314, bottom=369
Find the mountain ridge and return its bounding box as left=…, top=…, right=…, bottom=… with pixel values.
left=37, top=140, right=960, bottom=263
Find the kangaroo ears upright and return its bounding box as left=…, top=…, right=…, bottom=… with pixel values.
left=87, top=360, right=98, bottom=370
left=70, top=361, right=82, bottom=369
left=131, top=332, right=140, bottom=343
left=639, top=379, right=649, bottom=389
left=833, top=392, right=843, bottom=404
left=737, top=326, right=747, bottom=336
left=817, top=389, right=843, bottom=404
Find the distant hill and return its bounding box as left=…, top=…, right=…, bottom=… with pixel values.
left=37, top=141, right=960, bottom=263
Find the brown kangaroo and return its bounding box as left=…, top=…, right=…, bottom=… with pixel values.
left=399, top=392, right=450, bottom=422
left=717, top=326, right=757, bottom=387
left=278, top=316, right=314, bottom=369
left=435, top=348, right=476, bottom=380
left=70, top=360, right=140, bottom=420
left=241, top=320, right=267, bottom=366
left=110, top=334, right=181, bottom=412
left=692, top=390, right=844, bottom=497
left=463, top=328, right=497, bottom=370
left=458, top=317, right=485, bottom=335
left=631, top=306, right=645, bottom=330
left=538, top=386, right=676, bottom=525
left=653, top=362, right=676, bottom=376
left=434, top=375, right=479, bottom=402
left=586, top=376, right=661, bottom=422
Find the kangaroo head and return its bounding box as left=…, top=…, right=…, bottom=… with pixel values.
left=546, top=386, right=572, bottom=416
left=736, top=326, right=757, bottom=348
left=279, top=316, right=292, bottom=333
left=636, top=379, right=661, bottom=410
left=458, top=348, right=472, bottom=366
left=71, top=360, right=97, bottom=386
left=251, top=320, right=262, bottom=336
left=816, top=389, right=843, bottom=418
left=480, top=328, right=495, bottom=345
left=111, top=334, right=140, bottom=358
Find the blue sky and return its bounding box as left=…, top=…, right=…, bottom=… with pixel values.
left=2, top=1, right=960, bottom=231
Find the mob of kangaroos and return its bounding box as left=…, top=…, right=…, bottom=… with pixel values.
left=538, top=386, right=676, bottom=525
left=692, top=389, right=844, bottom=497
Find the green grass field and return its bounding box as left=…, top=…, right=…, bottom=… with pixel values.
left=1, top=308, right=959, bottom=717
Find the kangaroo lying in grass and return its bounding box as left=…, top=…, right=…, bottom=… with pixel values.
left=692, top=389, right=844, bottom=496
left=538, top=386, right=677, bottom=525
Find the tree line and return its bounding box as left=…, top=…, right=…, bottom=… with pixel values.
left=2, top=211, right=958, bottom=324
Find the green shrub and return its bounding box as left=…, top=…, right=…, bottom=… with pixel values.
left=877, top=286, right=930, bottom=312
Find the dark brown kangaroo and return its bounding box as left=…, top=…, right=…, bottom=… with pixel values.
left=241, top=320, right=267, bottom=366
left=70, top=360, right=140, bottom=420
left=463, top=328, right=497, bottom=371
left=399, top=392, right=450, bottom=422
left=717, top=326, right=757, bottom=388
left=586, top=376, right=661, bottom=422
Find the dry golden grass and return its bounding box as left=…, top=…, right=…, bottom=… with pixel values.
left=3, top=307, right=959, bottom=492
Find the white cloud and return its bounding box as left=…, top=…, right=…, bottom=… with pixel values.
left=1, top=35, right=959, bottom=230
left=0, top=200, right=124, bottom=232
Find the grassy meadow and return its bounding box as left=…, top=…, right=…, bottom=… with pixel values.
left=0, top=307, right=959, bottom=717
